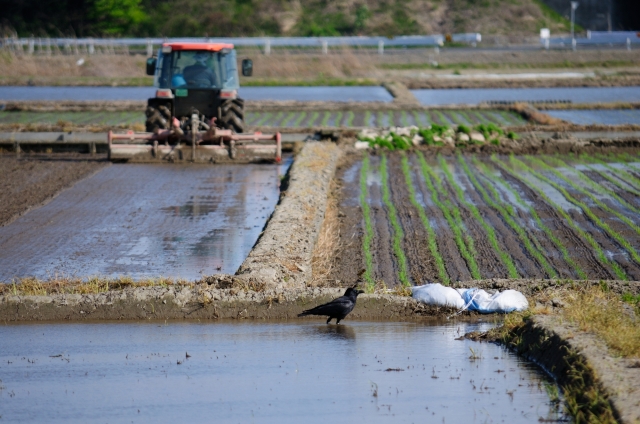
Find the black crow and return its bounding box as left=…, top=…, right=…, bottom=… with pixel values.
left=298, top=287, right=364, bottom=324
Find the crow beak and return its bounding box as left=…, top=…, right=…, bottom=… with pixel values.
left=358, top=290, right=365, bottom=294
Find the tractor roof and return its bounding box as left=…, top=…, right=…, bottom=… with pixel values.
left=163, top=42, right=234, bottom=51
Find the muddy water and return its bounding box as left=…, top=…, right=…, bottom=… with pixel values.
left=0, top=320, right=567, bottom=423
left=0, top=159, right=291, bottom=282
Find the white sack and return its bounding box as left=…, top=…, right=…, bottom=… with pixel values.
left=412, top=283, right=465, bottom=309
left=461, top=288, right=529, bottom=314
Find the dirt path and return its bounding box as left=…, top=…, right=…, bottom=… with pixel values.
left=0, top=154, right=107, bottom=227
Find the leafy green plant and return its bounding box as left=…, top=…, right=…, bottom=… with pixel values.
left=457, top=124, right=471, bottom=135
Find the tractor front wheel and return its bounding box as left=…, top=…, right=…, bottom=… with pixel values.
left=145, top=105, right=171, bottom=133
left=218, top=98, right=244, bottom=133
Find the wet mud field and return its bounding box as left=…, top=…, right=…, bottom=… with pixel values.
left=330, top=150, right=640, bottom=287
left=0, top=158, right=291, bottom=282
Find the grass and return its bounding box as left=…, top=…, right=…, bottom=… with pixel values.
left=1, top=276, right=190, bottom=296
left=562, top=285, right=640, bottom=358
left=416, top=152, right=481, bottom=279
left=380, top=154, right=410, bottom=287
left=493, top=155, right=628, bottom=280
left=400, top=154, right=449, bottom=285
left=458, top=154, right=557, bottom=278
left=360, top=155, right=375, bottom=291
left=523, top=156, right=640, bottom=266
left=473, top=157, right=587, bottom=279
left=439, top=155, right=519, bottom=278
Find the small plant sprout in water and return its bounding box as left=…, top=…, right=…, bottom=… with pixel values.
left=370, top=381, right=378, bottom=398
left=469, top=347, right=482, bottom=361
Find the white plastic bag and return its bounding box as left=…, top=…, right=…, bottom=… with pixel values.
left=412, top=283, right=465, bottom=309
left=461, top=288, right=528, bottom=314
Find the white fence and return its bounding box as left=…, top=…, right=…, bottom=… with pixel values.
left=541, top=30, right=640, bottom=49
left=1, top=34, right=482, bottom=56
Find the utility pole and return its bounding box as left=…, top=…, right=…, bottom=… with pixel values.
left=570, top=2, right=579, bottom=42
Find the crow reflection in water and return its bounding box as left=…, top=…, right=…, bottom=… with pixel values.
left=314, top=324, right=356, bottom=340
left=298, top=286, right=364, bottom=324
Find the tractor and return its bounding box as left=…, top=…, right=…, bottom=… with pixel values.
left=108, top=42, right=281, bottom=163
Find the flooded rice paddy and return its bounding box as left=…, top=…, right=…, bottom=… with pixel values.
left=0, top=109, right=525, bottom=128
left=331, top=152, right=640, bottom=287
left=0, top=158, right=291, bottom=282
left=546, top=109, right=640, bottom=125
left=0, top=320, right=566, bottom=423
left=411, top=86, right=640, bottom=106
left=0, top=86, right=393, bottom=103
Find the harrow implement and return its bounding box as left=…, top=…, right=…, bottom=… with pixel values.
left=108, top=115, right=281, bottom=163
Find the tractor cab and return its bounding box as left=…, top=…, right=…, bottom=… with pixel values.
left=144, top=43, right=252, bottom=133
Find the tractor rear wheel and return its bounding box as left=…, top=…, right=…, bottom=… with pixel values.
left=145, top=105, right=171, bottom=132
left=218, top=98, right=244, bottom=133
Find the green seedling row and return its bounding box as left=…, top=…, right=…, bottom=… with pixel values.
left=416, top=152, right=481, bottom=279
left=581, top=160, right=640, bottom=198
left=438, top=155, right=519, bottom=278
left=387, top=111, right=396, bottom=127
left=320, top=111, right=332, bottom=127
left=360, top=156, right=375, bottom=291
left=364, top=111, right=372, bottom=127
left=527, top=156, right=640, bottom=239
left=501, top=155, right=628, bottom=279
left=412, top=110, right=428, bottom=126
left=293, top=112, right=307, bottom=127
left=548, top=155, right=640, bottom=216
left=474, top=156, right=587, bottom=279
left=254, top=112, right=273, bottom=126
left=458, top=154, right=557, bottom=278
left=380, top=154, right=411, bottom=286
left=377, top=111, right=386, bottom=127
left=307, top=111, right=320, bottom=127
left=281, top=112, right=297, bottom=127
left=400, top=111, right=410, bottom=127
left=345, top=111, right=355, bottom=127
left=596, top=153, right=640, bottom=192
left=400, top=154, right=450, bottom=285
left=335, top=112, right=344, bottom=127
left=618, top=152, right=640, bottom=173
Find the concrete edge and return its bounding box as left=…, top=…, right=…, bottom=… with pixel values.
left=502, top=315, right=640, bottom=423
left=235, top=141, right=342, bottom=288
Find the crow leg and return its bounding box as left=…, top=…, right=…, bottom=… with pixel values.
left=326, top=317, right=332, bottom=324
left=336, top=318, right=341, bottom=325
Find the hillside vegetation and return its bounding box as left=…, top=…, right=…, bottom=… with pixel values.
left=3, top=0, right=572, bottom=38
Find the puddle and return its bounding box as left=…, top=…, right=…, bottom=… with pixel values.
left=0, top=157, right=292, bottom=282
left=546, top=109, right=640, bottom=125
left=0, top=320, right=567, bottom=423
left=0, top=86, right=393, bottom=103
left=411, top=86, right=640, bottom=106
